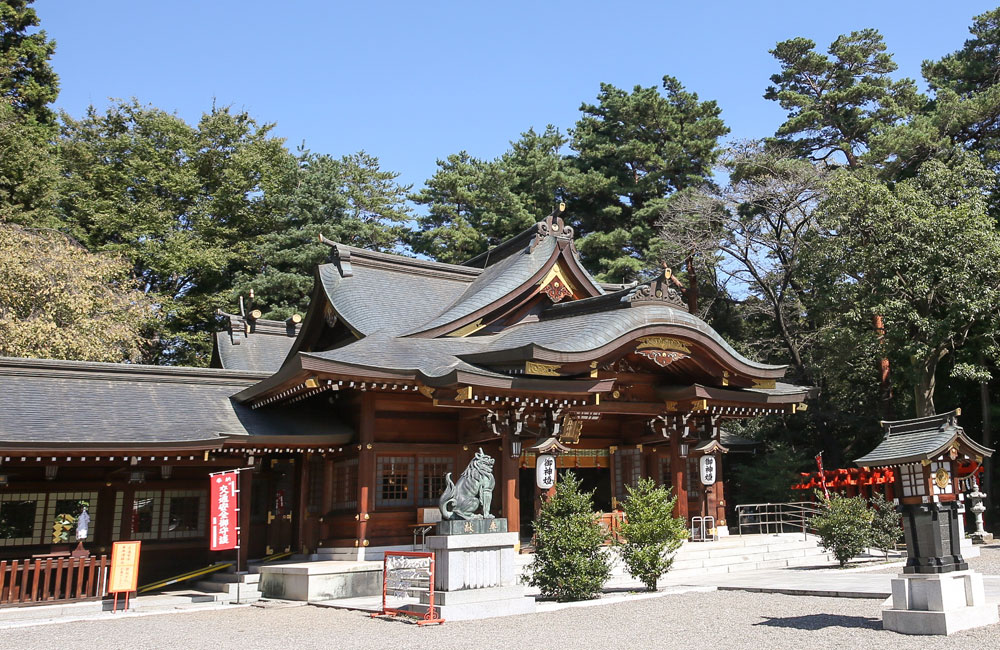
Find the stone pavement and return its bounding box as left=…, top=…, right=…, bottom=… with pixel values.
left=664, top=565, right=1000, bottom=601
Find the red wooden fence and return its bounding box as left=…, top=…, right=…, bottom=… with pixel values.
left=0, top=556, right=109, bottom=606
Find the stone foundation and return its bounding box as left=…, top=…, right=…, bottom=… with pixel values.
left=883, top=570, right=999, bottom=635
left=420, top=529, right=535, bottom=620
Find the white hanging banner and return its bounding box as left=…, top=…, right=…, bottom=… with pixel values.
left=699, top=455, right=717, bottom=486
left=536, top=454, right=556, bottom=489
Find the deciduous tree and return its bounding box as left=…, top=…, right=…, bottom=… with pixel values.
left=0, top=224, right=154, bottom=362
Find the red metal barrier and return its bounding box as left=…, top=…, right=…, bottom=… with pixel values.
left=371, top=551, right=444, bottom=626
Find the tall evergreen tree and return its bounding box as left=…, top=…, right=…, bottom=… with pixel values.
left=765, top=29, right=920, bottom=168
left=58, top=100, right=298, bottom=365
left=0, top=0, right=58, bottom=127
left=409, top=151, right=536, bottom=264
left=234, top=150, right=411, bottom=319
left=569, top=76, right=728, bottom=282
left=0, top=0, right=58, bottom=226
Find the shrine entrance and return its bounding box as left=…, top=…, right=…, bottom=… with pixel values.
left=249, top=457, right=298, bottom=558
left=516, top=463, right=613, bottom=540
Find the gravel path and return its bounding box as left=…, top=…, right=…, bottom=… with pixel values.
left=2, top=589, right=999, bottom=650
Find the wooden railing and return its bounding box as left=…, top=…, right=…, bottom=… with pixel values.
left=0, top=556, right=109, bottom=606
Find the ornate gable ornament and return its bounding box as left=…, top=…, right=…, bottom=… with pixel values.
left=628, top=263, right=686, bottom=309
left=531, top=203, right=575, bottom=251
left=318, top=234, right=353, bottom=278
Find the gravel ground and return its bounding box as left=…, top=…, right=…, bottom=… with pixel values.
left=2, top=589, right=999, bottom=650
left=870, top=542, right=1000, bottom=574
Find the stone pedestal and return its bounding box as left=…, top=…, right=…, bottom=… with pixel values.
left=419, top=529, right=535, bottom=620
left=883, top=570, right=999, bottom=635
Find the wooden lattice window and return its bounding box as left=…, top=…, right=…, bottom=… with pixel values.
left=376, top=456, right=414, bottom=507
left=658, top=456, right=672, bottom=488
left=615, top=449, right=642, bottom=497
left=418, top=457, right=454, bottom=507
left=332, top=458, right=358, bottom=510
left=307, top=455, right=326, bottom=513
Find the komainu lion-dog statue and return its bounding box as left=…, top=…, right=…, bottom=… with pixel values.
left=438, top=448, right=495, bottom=520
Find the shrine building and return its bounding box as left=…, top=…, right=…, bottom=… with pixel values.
left=0, top=208, right=812, bottom=582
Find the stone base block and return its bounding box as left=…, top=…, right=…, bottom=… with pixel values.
left=883, top=570, right=998, bottom=635
left=427, top=532, right=519, bottom=592
left=419, top=586, right=536, bottom=621
left=436, top=518, right=508, bottom=535
left=883, top=604, right=999, bottom=636
left=258, top=561, right=382, bottom=601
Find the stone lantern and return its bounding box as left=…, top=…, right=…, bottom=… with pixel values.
left=855, top=409, right=995, bottom=635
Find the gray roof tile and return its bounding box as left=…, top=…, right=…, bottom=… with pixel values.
left=0, top=358, right=352, bottom=448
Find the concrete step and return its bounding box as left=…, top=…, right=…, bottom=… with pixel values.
left=193, top=580, right=262, bottom=599
left=209, top=572, right=260, bottom=585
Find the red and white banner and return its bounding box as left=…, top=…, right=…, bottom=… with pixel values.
left=210, top=471, right=239, bottom=551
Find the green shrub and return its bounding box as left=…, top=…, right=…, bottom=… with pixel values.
left=812, top=492, right=873, bottom=566
left=524, top=471, right=611, bottom=601
left=617, top=478, right=688, bottom=591
left=869, top=492, right=902, bottom=560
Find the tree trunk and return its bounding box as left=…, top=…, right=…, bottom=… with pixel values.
left=873, top=315, right=892, bottom=420
left=913, top=349, right=946, bottom=417
left=980, top=357, right=992, bottom=518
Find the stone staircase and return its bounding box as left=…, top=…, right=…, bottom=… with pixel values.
left=192, top=570, right=262, bottom=603
left=661, top=533, right=836, bottom=578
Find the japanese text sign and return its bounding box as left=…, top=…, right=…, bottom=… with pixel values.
left=699, top=455, right=716, bottom=486
left=109, top=541, right=141, bottom=593
left=536, top=454, right=556, bottom=489
left=211, top=471, right=239, bottom=551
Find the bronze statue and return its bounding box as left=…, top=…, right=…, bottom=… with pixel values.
left=439, top=448, right=495, bottom=520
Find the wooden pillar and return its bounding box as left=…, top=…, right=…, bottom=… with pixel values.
left=712, top=453, right=726, bottom=529
left=355, top=392, right=376, bottom=550
left=671, top=431, right=688, bottom=521
left=296, top=454, right=309, bottom=554
left=608, top=446, right=619, bottom=509
left=237, top=466, right=253, bottom=569
left=500, top=430, right=520, bottom=534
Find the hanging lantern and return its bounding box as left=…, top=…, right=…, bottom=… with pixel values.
left=536, top=454, right=556, bottom=489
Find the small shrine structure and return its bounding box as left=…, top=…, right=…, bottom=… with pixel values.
left=855, top=410, right=996, bottom=635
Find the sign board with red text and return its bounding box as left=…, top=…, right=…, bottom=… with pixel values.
left=109, top=541, right=141, bottom=593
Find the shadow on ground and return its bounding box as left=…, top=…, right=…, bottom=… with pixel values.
left=754, top=613, right=881, bottom=631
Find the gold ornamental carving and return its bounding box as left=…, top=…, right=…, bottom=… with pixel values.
left=635, top=336, right=691, bottom=354
left=934, top=468, right=950, bottom=490
left=751, top=378, right=777, bottom=390
left=526, top=361, right=561, bottom=377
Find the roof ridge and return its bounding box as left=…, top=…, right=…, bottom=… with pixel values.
left=462, top=204, right=574, bottom=269
left=319, top=238, right=481, bottom=281
left=0, top=357, right=270, bottom=385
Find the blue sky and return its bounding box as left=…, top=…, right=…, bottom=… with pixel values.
left=40, top=1, right=1000, bottom=191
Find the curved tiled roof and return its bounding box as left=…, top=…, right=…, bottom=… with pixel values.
left=303, top=332, right=498, bottom=382
left=319, top=261, right=471, bottom=336
left=214, top=330, right=297, bottom=373
left=403, top=236, right=563, bottom=335
left=854, top=410, right=994, bottom=466
left=478, top=303, right=784, bottom=372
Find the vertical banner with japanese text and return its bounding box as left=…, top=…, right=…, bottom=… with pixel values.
left=210, top=470, right=239, bottom=551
